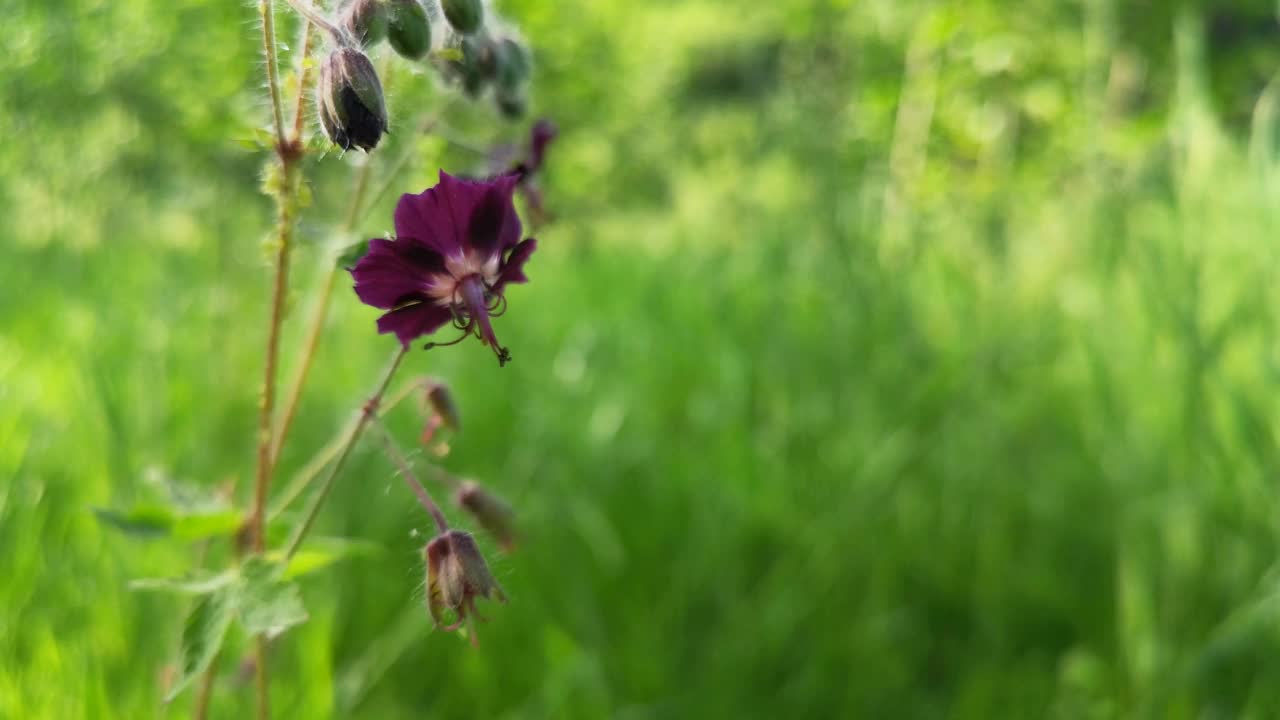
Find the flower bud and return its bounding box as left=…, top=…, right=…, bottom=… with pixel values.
left=442, top=0, right=483, bottom=35
left=387, top=0, right=432, bottom=61
left=340, top=0, right=387, bottom=46
left=426, top=381, right=461, bottom=432
left=455, top=481, right=517, bottom=551
left=424, top=530, right=506, bottom=638
left=495, top=88, right=527, bottom=119
left=454, top=34, right=499, bottom=97
left=495, top=38, right=530, bottom=91
left=317, top=47, right=388, bottom=152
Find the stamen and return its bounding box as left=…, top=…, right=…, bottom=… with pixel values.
left=487, top=293, right=508, bottom=318
left=423, top=330, right=470, bottom=351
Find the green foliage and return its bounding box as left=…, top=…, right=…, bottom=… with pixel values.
left=8, top=0, right=1280, bottom=718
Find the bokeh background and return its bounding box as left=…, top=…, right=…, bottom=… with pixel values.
left=7, top=0, right=1280, bottom=717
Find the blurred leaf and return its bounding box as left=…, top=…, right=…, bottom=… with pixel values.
left=166, top=588, right=235, bottom=702
left=273, top=536, right=382, bottom=579
left=94, top=504, right=242, bottom=541
left=129, top=570, right=238, bottom=595
left=171, top=510, right=244, bottom=540
left=238, top=557, right=309, bottom=638
left=93, top=505, right=174, bottom=537
left=336, top=239, right=371, bottom=269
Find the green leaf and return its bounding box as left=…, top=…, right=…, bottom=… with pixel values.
left=171, top=509, right=244, bottom=540
left=94, top=504, right=242, bottom=541
left=166, top=588, right=235, bottom=702
left=93, top=505, right=175, bottom=537
left=335, top=239, right=371, bottom=269
left=238, top=557, right=309, bottom=638
left=272, top=536, right=382, bottom=579
left=129, top=570, right=238, bottom=595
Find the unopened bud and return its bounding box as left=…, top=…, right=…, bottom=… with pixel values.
left=387, top=0, right=432, bottom=60
left=456, top=481, right=517, bottom=551
left=495, top=38, right=530, bottom=91
left=317, top=48, right=388, bottom=152
left=455, top=34, right=499, bottom=97
left=424, top=530, right=506, bottom=637
left=426, top=381, right=461, bottom=431
left=341, top=0, right=387, bottom=46
left=495, top=89, right=527, bottom=119
left=442, top=0, right=483, bottom=35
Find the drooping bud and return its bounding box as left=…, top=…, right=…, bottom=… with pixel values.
left=387, top=0, right=432, bottom=60
left=340, top=0, right=387, bottom=46
left=455, top=481, right=517, bottom=551
left=442, top=0, right=484, bottom=35
left=317, top=47, right=389, bottom=152
left=426, top=381, right=461, bottom=432
left=424, top=530, right=506, bottom=640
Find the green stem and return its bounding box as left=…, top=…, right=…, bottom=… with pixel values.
left=284, top=347, right=409, bottom=560
left=260, top=0, right=286, bottom=147
left=370, top=417, right=450, bottom=534
left=269, top=376, right=424, bottom=522
left=253, top=3, right=292, bottom=718
left=269, top=158, right=375, bottom=468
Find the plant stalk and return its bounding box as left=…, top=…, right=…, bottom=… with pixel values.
left=284, top=347, right=409, bottom=560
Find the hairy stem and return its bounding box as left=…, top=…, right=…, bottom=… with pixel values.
left=253, top=3, right=294, bottom=717
left=284, top=347, right=409, bottom=560
left=260, top=0, right=286, bottom=146
left=370, top=417, right=450, bottom=533
left=269, top=376, right=424, bottom=522
left=282, top=0, right=347, bottom=45
left=270, top=158, right=375, bottom=467
left=290, top=13, right=317, bottom=143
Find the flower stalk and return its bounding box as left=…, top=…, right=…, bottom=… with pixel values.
left=284, top=347, right=409, bottom=560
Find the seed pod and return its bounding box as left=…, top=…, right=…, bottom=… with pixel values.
left=341, top=0, right=387, bottom=46
left=387, top=0, right=432, bottom=60
left=442, top=0, right=483, bottom=35
left=316, top=47, right=388, bottom=151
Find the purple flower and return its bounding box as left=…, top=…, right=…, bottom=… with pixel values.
left=351, top=171, right=536, bottom=365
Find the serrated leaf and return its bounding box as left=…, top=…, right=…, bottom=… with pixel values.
left=335, top=239, right=371, bottom=269
left=238, top=557, right=309, bottom=638
left=166, top=588, right=235, bottom=702
left=130, top=570, right=238, bottom=595
left=93, top=505, right=175, bottom=537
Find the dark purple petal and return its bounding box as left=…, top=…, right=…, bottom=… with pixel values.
left=467, top=178, right=523, bottom=255
left=376, top=302, right=454, bottom=347
left=351, top=238, right=445, bottom=309
left=394, top=188, right=462, bottom=257
left=435, top=171, right=522, bottom=256
left=493, top=238, right=536, bottom=292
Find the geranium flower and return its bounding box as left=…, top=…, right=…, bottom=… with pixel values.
left=351, top=171, right=536, bottom=365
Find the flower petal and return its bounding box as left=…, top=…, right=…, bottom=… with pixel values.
left=466, top=177, right=523, bottom=255
left=393, top=189, right=461, bottom=257
left=493, top=238, right=537, bottom=292
left=376, top=303, right=453, bottom=348
left=351, top=238, right=447, bottom=309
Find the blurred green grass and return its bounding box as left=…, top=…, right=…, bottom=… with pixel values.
left=7, top=0, right=1280, bottom=717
